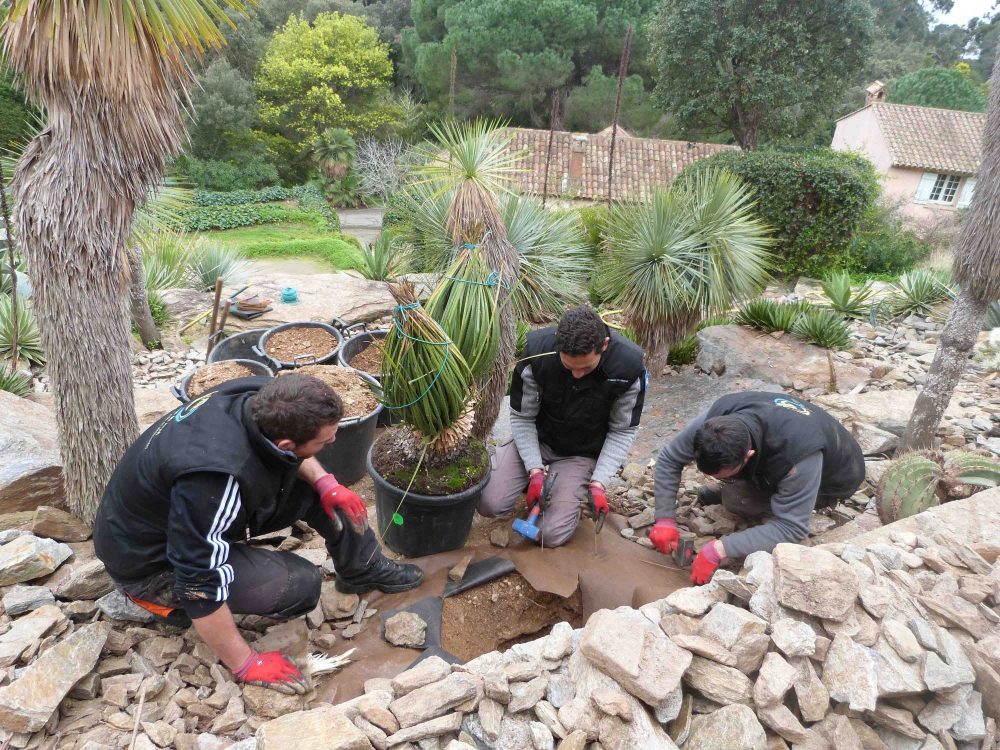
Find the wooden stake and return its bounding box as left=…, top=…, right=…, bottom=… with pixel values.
left=607, top=25, right=633, bottom=209
left=206, top=277, right=224, bottom=348
left=208, top=300, right=232, bottom=357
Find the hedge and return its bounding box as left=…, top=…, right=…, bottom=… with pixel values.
left=185, top=205, right=317, bottom=232
left=193, top=186, right=293, bottom=206
left=186, top=184, right=340, bottom=231
left=675, top=148, right=879, bottom=278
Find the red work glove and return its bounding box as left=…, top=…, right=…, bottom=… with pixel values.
left=234, top=650, right=308, bottom=694
left=648, top=518, right=680, bottom=554
left=589, top=482, right=609, bottom=519
left=315, top=473, right=367, bottom=528
left=691, top=543, right=722, bottom=586
left=524, top=471, right=546, bottom=511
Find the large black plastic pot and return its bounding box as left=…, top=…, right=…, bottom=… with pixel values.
left=208, top=328, right=272, bottom=366
left=171, top=359, right=274, bottom=403
left=254, top=321, right=344, bottom=371
left=337, top=327, right=395, bottom=427
left=315, top=371, right=383, bottom=485
left=367, top=445, right=489, bottom=557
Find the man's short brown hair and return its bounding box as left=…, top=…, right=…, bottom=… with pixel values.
left=251, top=374, right=343, bottom=444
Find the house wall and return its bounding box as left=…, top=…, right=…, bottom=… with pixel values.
left=887, top=167, right=969, bottom=223
left=831, top=108, right=893, bottom=172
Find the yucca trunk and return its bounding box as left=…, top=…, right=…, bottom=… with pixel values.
left=128, top=247, right=160, bottom=349
left=5, top=1, right=190, bottom=521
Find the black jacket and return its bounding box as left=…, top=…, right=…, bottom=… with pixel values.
left=93, top=378, right=314, bottom=616
left=512, top=328, right=646, bottom=459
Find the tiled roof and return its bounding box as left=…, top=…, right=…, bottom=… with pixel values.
left=503, top=128, right=737, bottom=202
left=869, top=102, right=985, bottom=175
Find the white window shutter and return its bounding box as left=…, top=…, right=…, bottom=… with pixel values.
left=914, top=172, right=937, bottom=204
left=958, top=177, right=977, bottom=208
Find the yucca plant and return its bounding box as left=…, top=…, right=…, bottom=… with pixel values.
left=187, top=239, right=250, bottom=291
left=410, top=119, right=526, bottom=440
left=142, top=233, right=193, bottom=290
left=791, top=308, right=852, bottom=350
left=821, top=271, right=875, bottom=318
left=887, top=270, right=956, bottom=317
left=0, top=295, right=44, bottom=365
left=424, top=248, right=500, bottom=379
left=599, top=172, right=773, bottom=372
left=877, top=450, right=1000, bottom=523
left=0, top=368, right=31, bottom=397
left=359, top=234, right=406, bottom=282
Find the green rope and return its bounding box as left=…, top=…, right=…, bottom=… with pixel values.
left=381, top=301, right=452, bottom=411
left=443, top=270, right=499, bottom=287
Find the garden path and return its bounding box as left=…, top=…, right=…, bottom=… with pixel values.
left=337, top=206, right=384, bottom=246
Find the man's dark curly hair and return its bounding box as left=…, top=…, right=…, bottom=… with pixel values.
left=251, top=374, right=344, bottom=444
left=693, top=416, right=752, bottom=475
left=555, top=306, right=609, bottom=356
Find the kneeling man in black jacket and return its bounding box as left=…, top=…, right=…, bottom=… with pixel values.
left=94, top=374, right=422, bottom=694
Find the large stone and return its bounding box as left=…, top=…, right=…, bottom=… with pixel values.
left=579, top=608, right=691, bottom=706
left=0, top=534, right=72, bottom=586
left=682, top=656, right=752, bottom=706
left=242, top=684, right=312, bottom=719
left=1, top=584, right=54, bottom=616
left=756, top=704, right=810, bottom=744
left=664, top=582, right=728, bottom=616
left=791, top=657, right=829, bottom=723
left=685, top=704, right=766, bottom=750
left=320, top=583, right=359, bottom=620
left=0, top=391, right=65, bottom=514
left=0, top=621, right=110, bottom=732
left=96, top=590, right=155, bottom=623
left=0, top=603, right=65, bottom=667
left=874, top=637, right=926, bottom=698
left=822, top=633, right=879, bottom=712
left=881, top=620, right=924, bottom=664
left=30, top=506, right=91, bottom=542
left=698, top=603, right=767, bottom=649
left=388, top=672, right=480, bottom=728
left=46, top=556, right=115, bottom=600
left=696, top=325, right=867, bottom=392
left=668, top=633, right=736, bottom=667
left=256, top=705, right=372, bottom=749
left=769, top=618, right=816, bottom=658
left=390, top=655, right=452, bottom=696
left=753, top=652, right=797, bottom=707
left=772, top=544, right=859, bottom=621
left=384, top=612, right=426, bottom=648
left=509, top=675, right=549, bottom=714
left=384, top=713, right=463, bottom=746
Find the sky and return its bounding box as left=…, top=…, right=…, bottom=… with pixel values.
left=935, top=0, right=996, bottom=25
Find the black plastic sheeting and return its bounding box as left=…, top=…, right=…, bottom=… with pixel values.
left=442, top=556, right=517, bottom=599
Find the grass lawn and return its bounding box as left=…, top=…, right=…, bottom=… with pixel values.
left=200, top=222, right=365, bottom=271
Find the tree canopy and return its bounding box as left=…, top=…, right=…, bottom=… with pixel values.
left=887, top=65, right=987, bottom=111
left=648, top=0, right=875, bottom=149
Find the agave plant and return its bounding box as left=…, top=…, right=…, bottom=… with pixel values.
left=187, top=239, right=250, bottom=291
left=791, top=308, right=852, bottom=350
left=0, top=295, right=44, bottom=365
left=0, top=368, right=31, bottom=397
left=735, top=298, right=811, bottom=333
left=821, top=271, right=875, bottom=318
left=887, top=270, right=956, bottom=317
left=359, top=234, right=406, bottom=282
left=599, top=172, right=773, bottom=370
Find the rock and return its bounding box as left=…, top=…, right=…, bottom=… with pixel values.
left=448, top=554, right=473, bottom=582
left=822, top=633, right=879, bottom=712
left=869, top=704, right=924, bottom=740
left=256, top=705, right=371, bottom=749
left=242, top=684, right=311, bottom=719
left=682, top=656, right=752, bottom=706
left=254, top=619, right=310, bottom=661
left=791, top=658, right=830, bottom=723
left=384, top=713, right=463, bottom=746
left=951, top=689, right=986, bottom=742
left=769, top=618, right=816, bottom=657
left=384, top=612, right=426, bottom=648
left=579, top=609, right=691, bottom=706
left=0, top=534, right=72, bottom=586
left=685, top=704, right=766, bottom=750
left=0, top=621, right=110, bottom=732
left=509, top=675, right=549, bottom=714
left=698, top=603, right=767, bottom=649
left=590, top=687, right=633, bottom=722
left=479, top=697, right=504, bottom=742
left=530, top=721, right=554, bottom=750
left=772, top=543, right=859, bottom=621
left=134, top=386, right=182, bottom=428
left=851, top=423, right=899, bottom=456
left=556, top=730, right=588, bottom=750
left=142, top=720, right=178, bottom=748
left=881, top=620, right=924, bottom=663
left=484, top=671, right=512, bottom=704
left=489, top=527, right=510, bottom=548
left=753, top=652, right=797, bottom=707
left=388, top=672, right=480, bottom=728
left=664, top=582, right=728, bottom=616
left=917, top=686, right=972, bottom=735
left=320, top=583, right=359, bottom=620
left=95, top=590, right=155, bottom=623
left=542, top=622, right=573, bottom=661
left=1, top=584, right=54, bottom=616
left=731, top=633, right=771, bottom=675
left=860, top=585, right=897, bottom=619
left=0, top=603, right=66, bottom=667
left=815, top=713, right=864, bottom=750
left=495, top=714, right=535, bottom=750
left=391, top=656, right=452, bottom=696
left=696, top=326, right=867, bottom=392
left=30, top=506, right=91, bottom=542
left=756, top=704, right=810, bottom=744
left=46, top=557, right=115, bottom=600
left=0, top=391, right=65, bottom=514
left=874, top=637, right=926, bottom=698
left=712, top=570, right=755, bottom=601
left=668, top=633, right=736, bottom=667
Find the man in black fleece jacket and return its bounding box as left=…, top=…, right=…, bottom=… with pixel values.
left=94, top=374, right=422, bottom=693
left=650, top=392, right=865, bottom=585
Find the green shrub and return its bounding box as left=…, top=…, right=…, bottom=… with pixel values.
left=667, top=334, right=699, bottom=366
left=676, top=148, right=879, bottom=278
left=292, top=184, right=340, bottom=230
left=187, top=240, right=250, bottom=291
left=846, top=202, right=931, bottom=274
left=697, top=314, right=733, bottom=329
left=576, top=204, right=610, bottom=259
left=193, top=186, right=293, bottom=206
left=147, top=290, right=170, bottom=327
left=0, top=369, right=31, bottom=397
left=791, top=308, right=852, bottom=349
left=821, top=271, right=875, bottom=318
left=0, top=297, right=44, bottom=365
left=359, top=234, right=405, bottom=281
left=0, top=76, right=34, bottom=152
left=735, top=298, right=812, bottom=333
left=184, top=204, right=317, bottom=232
left=887, top=270, right=955, bottom=317
left=174, top=155, right=280, bottom=192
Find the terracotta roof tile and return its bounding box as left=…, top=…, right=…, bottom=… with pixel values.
left=870, top=102, right=985, bottom=175
left=503, top=128, right=737, bottom=201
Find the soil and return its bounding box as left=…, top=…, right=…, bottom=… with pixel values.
left=350, top=341, right=384, bottom=374
left=186, top=361, right=255, bottom=398
left=440, top=572, right=583, bottom=662
left=264, top=326, right=339, bottom=364
left=371, top=428, right=489, bottom=496
left=279, top=365, right=380, bottom=419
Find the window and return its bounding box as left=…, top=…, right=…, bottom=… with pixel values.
left=915, top=172, right=965, bottom=205
left=958, top=177, right=977, bottom=208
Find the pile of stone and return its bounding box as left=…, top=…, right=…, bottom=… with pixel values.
left=132, top=349, right=205, bottom=389
left=288, top=530, right=1000, bottom=750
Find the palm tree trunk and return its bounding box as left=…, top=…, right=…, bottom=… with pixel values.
left=900, top=289, right=990, bottom=450
left=127, top=246, right=160, bottom=349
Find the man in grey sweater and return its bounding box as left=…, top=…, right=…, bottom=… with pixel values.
left=479, top=306, right=646, bottom=546
left=650, top=392, right=865, bottom=584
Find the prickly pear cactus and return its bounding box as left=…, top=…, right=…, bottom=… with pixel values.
left=943, top=451, right=1000, bottom=488
left=876, top=453, right=942, bottom=524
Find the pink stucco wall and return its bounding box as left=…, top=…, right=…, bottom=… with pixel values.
left=884, top=167, right=963, bottom=222
left=832, top=108, right=893, bottom=172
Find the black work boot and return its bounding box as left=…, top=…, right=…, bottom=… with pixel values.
left=335, top=557, right=424, bottom=594
left=695, top=484, right=723, bottom=506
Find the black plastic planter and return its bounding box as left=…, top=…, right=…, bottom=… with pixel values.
left=315, top=371, right=383, bottom=485
left=171, top=359, right=274, bottom=403
left=207, top=328, right=272, bottom=366
left=337, top=327, right=395, bottom=427
left=367, top=445, right=489, bottom=558
left=254, top=321, right=344, bottom=371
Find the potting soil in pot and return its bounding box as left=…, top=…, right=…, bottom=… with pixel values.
left=371, top=428, right=489, bottom=495
left=186, top=361, right=255, bottom=398
left=280, top=365, right=379, bottom=419
left=350, top=341, right=383, bottom=374
left=264, top=327, right=339, bottom=362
